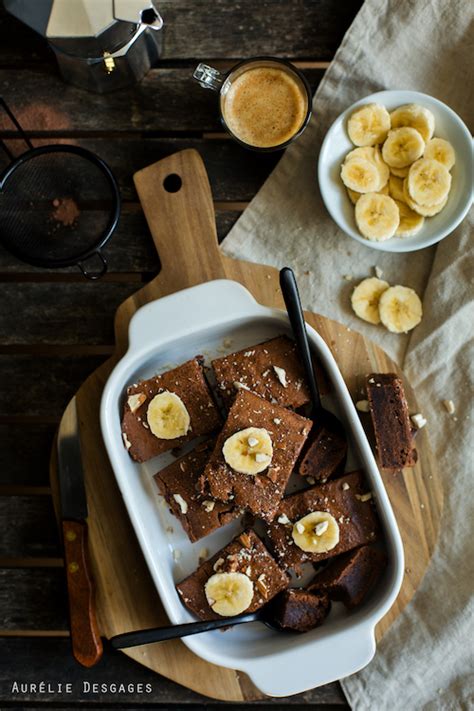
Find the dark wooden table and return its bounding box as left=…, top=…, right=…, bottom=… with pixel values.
left=0, top=2, right=362, bottom=707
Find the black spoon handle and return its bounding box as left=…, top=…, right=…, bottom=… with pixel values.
left=110, top=612, right=260, bottom=649
left=279, top=267, right=322, bottom=412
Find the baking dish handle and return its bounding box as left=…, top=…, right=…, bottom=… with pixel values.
left=127, top=279, right=262, bottom=351
left=245, top=626, right=376, bottom=697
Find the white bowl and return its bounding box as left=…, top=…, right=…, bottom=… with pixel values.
left=101, top=279, right=404, bottom=697
left=318, top=90, right=473, bottom=252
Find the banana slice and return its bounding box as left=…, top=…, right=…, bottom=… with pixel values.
left=402, top=179, right=447, bottom=216
left=292, top=512, right=340, bottom=553
left=394, top=200, right=425, bottom=237
left=345, top=147, right=389, bottom=190
left=390, top=104, right=435, bottom=143
left=147, top=391, right=190, bottom=440
left=423, top=137, right=456, bottom=171
left=341, top=158, right=380, bottom=193
left=379, top=285, right=423, bottom=333
left=355, top=193, right=400, bottom=241
left=222, top=426, right=273, bottom=475
left=382, top=127, right=425, bottom=168
left=407, top=158, right=451, bottom=206
left=390, top=165, right=410, bottom=178
left=351, top=276, right=390, bottom=324
left=205, top=572, right=254, bottom=616
left=347, top=103, right=391, bottom=146
left=347, top=183, right=388, bottom=205
left=388, top=174, right=406, bottom=202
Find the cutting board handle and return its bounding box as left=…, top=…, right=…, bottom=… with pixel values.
left=133, top=149, right=226, bottom=292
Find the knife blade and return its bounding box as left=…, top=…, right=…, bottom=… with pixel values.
left=57, top=397, right=103, bottom=667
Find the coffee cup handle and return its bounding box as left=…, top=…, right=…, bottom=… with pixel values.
left=193, top=63, right=224, bottom=92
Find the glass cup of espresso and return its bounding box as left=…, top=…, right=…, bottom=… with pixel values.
left=193, top=57, right=312, bottom=152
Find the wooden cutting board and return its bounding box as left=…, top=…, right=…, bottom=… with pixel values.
left=50, top=149, right=442, bottom=701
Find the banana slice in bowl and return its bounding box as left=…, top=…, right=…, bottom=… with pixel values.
left=318, top=89, right=473, bottom=252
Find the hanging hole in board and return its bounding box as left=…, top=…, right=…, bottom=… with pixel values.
left=163, top=174, right=182, bottom=193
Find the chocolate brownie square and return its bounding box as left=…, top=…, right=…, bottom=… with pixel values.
left=176, top=529, right=289, bottom=620
left=267, top=471, right=379, bottom=571
left=271, top=588, right=330, bottom=632
left=199, top=390, right=312, bottom=522
left=212, top=335, right=310, bottom=409
left=366, top=373, right=417, bottom=471
left=121, top=358, right=221, bottom=463
left=299, top=424, right=348, bottom=482
left=154, top=440, right=241, bottom=543
left=308, top=545, right=386, bottom=608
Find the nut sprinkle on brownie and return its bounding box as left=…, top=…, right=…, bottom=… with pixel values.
left=121, top=358, right=221, bottom=463
left=154, top=440, right=241, bottom=542
left=176, top=529, right=289, bottom=620
left=212, top=335, right=310, bottom=409
left=199, top=390, right=312, bottom=522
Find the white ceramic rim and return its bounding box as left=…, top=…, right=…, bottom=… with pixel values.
left=318, top=89, right=473, bottom=252
left=100, top=279, right=405, bottom=696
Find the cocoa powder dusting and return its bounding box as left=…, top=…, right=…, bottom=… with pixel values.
left=51, top=197, right=80, bottom=227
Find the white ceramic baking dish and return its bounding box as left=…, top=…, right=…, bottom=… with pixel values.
left=100, top=279, right=404, bottom=697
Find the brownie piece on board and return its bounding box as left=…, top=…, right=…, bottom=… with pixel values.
left=267, top=471, right=379, bottom=571
left=121, top=357, right=221, bottom=463
left=366, top=372, right=417, bottom=471
left=176, top=529, right=289, bottom=620
left=212, top=335, right=310, bottom=410
left=308, top=545, right=386, bottom=608
left=271, top=588, right=330, bottom=632
left=154, top=440, right=241, bottom=542
left=199, top=390, right=312, bottom=522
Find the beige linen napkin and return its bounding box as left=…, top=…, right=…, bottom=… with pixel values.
left=221, top=0, right=474, bottom=707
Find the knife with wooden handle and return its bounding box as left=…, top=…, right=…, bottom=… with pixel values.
left=57, top=397, right=103, bottom=667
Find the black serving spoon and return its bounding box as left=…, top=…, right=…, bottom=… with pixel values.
left=110, top=606, right=283, bottom=649
left=279, top=266, right=344, bottom=433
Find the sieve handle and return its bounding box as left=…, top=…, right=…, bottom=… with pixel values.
left=78, top=251, right=108, bottom=280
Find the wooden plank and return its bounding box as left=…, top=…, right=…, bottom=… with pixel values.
left=0, top=424, right=55, bottom=485
left=0, top=136, right=280, bottom=202
left=0, top=283, right=140, bottom=346
left=0, top=0, right=362, bottom=64
left=0, top=496, right=60, bottom=557
left=0, top=66, right=323, bottom=134
left=0, top=638, right=347, bottom=706
left=0, top=568, right=67, bottom=629
left=0, top=355, right=106, bottom=419
left=0, top=209, right=241, bottom=274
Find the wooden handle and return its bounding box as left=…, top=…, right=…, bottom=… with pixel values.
left=133, top=149, right=226, bottom=291
left=62, top=520, right=103, bottom=667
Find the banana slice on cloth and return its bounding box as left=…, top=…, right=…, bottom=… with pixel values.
left=388, top=174, right=406, bottom=202
left=402, top=179, right=447, bottom=216
left=351, top=276, right=390, bottom=324
left=347, top=103, right=391, bottom=146
left=355, top=193, right=400, bottom=241
left=379, top=285, right=423, bottom=333
left=341, top=158, right=381, bottom=193
left=292, top=512, right=340, bottom=553
left=205, top=572, right=254, bottom=616
left=407, top=158, right=451, bottom=206
left=347, top=183, right=389, bottom=205
left=390, top=103, right=435, bottom=143
left=222, top=426, right=273, bottom=475
left=147, top=391, right=190, bottom=440
left=382, top=127, right=425, bottom=168
left=424, top=137, right=456, bottom=170
left=394, top=200, right=425, bottom=237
